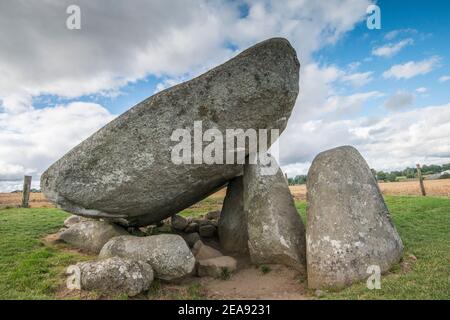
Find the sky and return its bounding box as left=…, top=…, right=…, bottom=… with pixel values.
left=0, top=0, right=450, bottom=191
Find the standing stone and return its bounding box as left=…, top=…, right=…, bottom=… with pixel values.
left=306, top=146, right=404, bottom=289
left=99, top=234, right=195, bottom=281
left=67, top=257, right=153, bottom=297
left=59, top=220, right=128, bottom=253
left=218, top=176, right=248, bottom=253
left=244, top=155, right=306, bottom=272
left=40, top=37, right=300, bottom=227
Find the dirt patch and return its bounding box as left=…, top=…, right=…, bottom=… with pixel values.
left=200, top=263, right=309, bottom=300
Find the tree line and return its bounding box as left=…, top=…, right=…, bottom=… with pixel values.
left=288, top=163, right=450, bottom=185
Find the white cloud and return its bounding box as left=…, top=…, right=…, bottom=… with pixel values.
left=280, top=104, right=450, bottom=174
left=372, top=38, right=413, bottom=57
left=0, top=102, right=114, bottom=182
left=439, top=75, right=450, bottom=83
left=382, top=56, right=440, bottom=80
left=0, top=0, right=371, bottom=113
left=341, top=71, right=374, bottom=87
left=0, top=0, right=374, bottom=190
left=384, top=29, right=417, bottom=41
left=416, top=87, right=427, bottom=93
left=384, top=91, right=415, bottom=110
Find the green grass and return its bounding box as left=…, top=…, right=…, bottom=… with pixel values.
left=321, top=196, right=450, bottom=300
left=0, top=196, right=449, bottom=299
left=0, top=208, right=90, bottom=299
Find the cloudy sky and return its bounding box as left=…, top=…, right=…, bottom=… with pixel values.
left=1, top=0, right=450, bottom=191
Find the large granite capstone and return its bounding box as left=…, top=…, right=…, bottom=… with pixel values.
left=41, top=37, right=300, bottom=226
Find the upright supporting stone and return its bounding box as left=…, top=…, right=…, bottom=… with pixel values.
left=306, top=146, right=403, bottom=289
left=218, top=176, right=248, bottom=254
left=21, top=175, right=32, bottom=208
left=244, top=154, right=306, bottom=272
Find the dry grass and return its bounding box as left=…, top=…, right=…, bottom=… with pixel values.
left=1, top=179, right=449, bottom=210
left=0, top=192, right=54, bottom=209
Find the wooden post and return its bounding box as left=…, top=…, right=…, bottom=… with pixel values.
left=416, top=164, right=426, bottom=196
left=21, top=175, right=32, bottom=208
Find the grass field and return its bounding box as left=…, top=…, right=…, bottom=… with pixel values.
left=0, top=195, right=449, bottom=299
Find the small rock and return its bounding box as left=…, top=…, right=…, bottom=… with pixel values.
left=171, top=215, right=188, bottom=231
left=59, top=220, right=128, bottom=253
left=315, top=289, right=326, bottom=298
left=197, top=256, right=237, bottom=278
left=63, top=215, right=86, bottom=228
left=199, top=224, right=216, bottom=238
left=205, top=211, right=220, bottom=220
left=184, top=222, right=199, bottom=233
left=181, top=232, right=201, bottom=248
left=192, top=240, right=223, bottom=260
left=127, top=227, right=146, bottom=237
left=66, top=257, right=153, bottom=297
left=99, top=234, right=195, bottom=281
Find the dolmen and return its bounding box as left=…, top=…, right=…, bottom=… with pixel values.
left=41, top=37, right=403, bottom=296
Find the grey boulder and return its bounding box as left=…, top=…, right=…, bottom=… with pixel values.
left=40, top=37, right=300, bottom=227
left=306, top=146, right=404, bottom=289
left=244, top=155, right=306, bottom=272
left=199, top=224, right=216, bottom=238
left=181, top=232, right=201, bottom=248
left=66, top=257, right=153, bottom=297
left=197, top=256, right=237, bottom=278
left=192, top=240, right=223, bottom=260
left=171, top=215, right=188, bottom=231
left=99, top=234, right=195, bottom=281
left=63, top=215, right=89, bottom=228
left=59, top=220, right=128, bottom=253
left=218, top=176, right=248, bottom=253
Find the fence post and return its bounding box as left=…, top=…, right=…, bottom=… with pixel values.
left=21, top=175, right=32, bottom=208
left=416, top=164, right=426, bottom=196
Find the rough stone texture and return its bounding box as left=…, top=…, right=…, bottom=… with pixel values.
left=40, top=37, right=300, bottom=227
left=205, top=211, right=220, bottom=220
left=199, top=224, right=216, bottom=237
left=99, top=234, right=195, bottom=281
left=171, top=215, right=188, bottom=231
left=244, top=155, right=306, bottom=272
left=181, top=232, right=201, bottom=248
left=218, top=176, right=248, bottom=253
left=184, top=222, right=199, bottom=233
left=306, top=146, right=404, bottom=289
left=192, top=240, right=223, bottom=260
left=63, top=215, right=88, bottom=228
left=59, top=220, right=128, bottom=253
left=197, top=256, right=237, bottom=278
left=67, top=257, right=153, bottom=297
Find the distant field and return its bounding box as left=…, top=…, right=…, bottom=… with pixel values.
left=290, top=179, right=450, bottom=200
left=1, top=179, right=449, bottom=209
